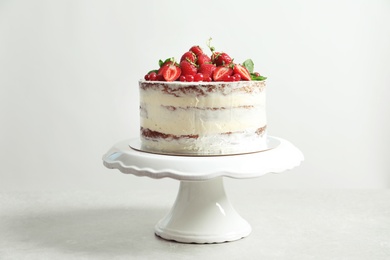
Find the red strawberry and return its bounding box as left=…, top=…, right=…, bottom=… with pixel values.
left=211, top=52, right=232, bottom=66
left=159, top=63, right=181, bottom=81
left=197, top=54, right=212, bottom=66
left=180, top=51, right=196, bottom=63
left=158, top=58, right=175, bottom=68
left=198, top=63, right=216, bottom=78
left=189, top=45, right=203, bottom=57
left=180, top=60, right=197, bottom=76
left=212, top=66, right=233, bottom=81
left=233, top=64, right=251, bottom=81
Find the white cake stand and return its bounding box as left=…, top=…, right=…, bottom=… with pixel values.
left=102, top=136, right=304, bottom=244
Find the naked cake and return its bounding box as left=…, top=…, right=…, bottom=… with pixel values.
left=139, top=40, right=267, bottom=155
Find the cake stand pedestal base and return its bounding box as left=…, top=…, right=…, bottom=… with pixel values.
left=103, top=137, right=304, bottom=244
left=155, top=177, right=251, bottom=244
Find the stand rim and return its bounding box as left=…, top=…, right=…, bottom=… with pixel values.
left=102, top=136, right=304, bottom=181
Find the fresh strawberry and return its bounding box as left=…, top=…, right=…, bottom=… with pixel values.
left=189, top=46, right=203, bottom=57
left=198, top=63, right=216, bottom=78
left=159, top=63, right=181, bottom=81
left=212, top=66, right=233, bottom=81
left=157, top=62, right=168, bottom=75
left=233, top=64, right=251, bottom=81
left=212, top=52, right=233, bottom=66
left=197, top=54, right=212, bottom=66
left=180, top=51, right=197, bottom=63
left=158, top=58, right=175, bottom=68
left=180, top=60, right=197, bottom=76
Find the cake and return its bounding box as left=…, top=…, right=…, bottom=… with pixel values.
left=138, top=40, right=267, bottom=155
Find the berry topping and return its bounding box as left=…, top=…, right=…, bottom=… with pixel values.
left=180, top=51, right=197, bottom=63
left=233, top=64, right=251, bottom=81
left=189, top=46, right=203, bottom=57
left=197, top=54, right=212, bottom=66
left=198, top=63, right=216, bottom=78
left=204, top=75, right=212, bottom=82
left=148, top=71, right=157, bottom=81
left=212, top=66, right=233, bottom=82
left=180, top=60, right=197, bottom=76
left=143, top=39, right=266, bottom=82
left=211, top=52, right=233, bottom=66
left=233, top=73, right=241, bottom=81
left=194, top=73, right=204, bottom=82
left=159, top=62, right=181, bottom=82
left=185, top=74, right=194, bottom=82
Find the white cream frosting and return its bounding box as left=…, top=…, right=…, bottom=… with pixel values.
left=138, top=80, right=267, bottom=155
left=140, top=130, right=267, bottom=155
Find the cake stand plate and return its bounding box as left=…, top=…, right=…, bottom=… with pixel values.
left=128, top=136, right=280, bottom=156
left=103, top=136, right=304, bottom=243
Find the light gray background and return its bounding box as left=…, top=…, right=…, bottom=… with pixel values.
left=1, top=0, right=389, bottom=192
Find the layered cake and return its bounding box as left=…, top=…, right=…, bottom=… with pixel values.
left=139, top=40, right=267, bottom=155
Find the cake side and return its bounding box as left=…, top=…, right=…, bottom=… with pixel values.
left=139, top=80, right=267, bottom=155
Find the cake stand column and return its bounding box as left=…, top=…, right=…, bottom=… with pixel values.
left=155, top=177, right=251, bottom=244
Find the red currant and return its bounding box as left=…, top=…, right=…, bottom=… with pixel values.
left=194, top=73, right=204, bottom=82
left=180, top=75, right=186, bottom=82
left=144, top=74, right=150, bottom=80
left=186, top=75, right=194, bottom=82
left=225, top=75, right=234, bottom=82
left=149, top=72, right=157, bottom=81
left=233, top=73, right=241, bottom=81
left=157, top=74, right=164, bottom=81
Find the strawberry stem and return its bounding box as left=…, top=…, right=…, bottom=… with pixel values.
left=185, top=57, right=199, bottom=68
left=207, top=37, right=215, bottom=53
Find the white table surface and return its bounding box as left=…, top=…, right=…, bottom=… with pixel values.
left=1, top=189, right=390, bottom=260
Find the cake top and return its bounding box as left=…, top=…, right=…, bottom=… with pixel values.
left=143, top=38, right=267, bottom=83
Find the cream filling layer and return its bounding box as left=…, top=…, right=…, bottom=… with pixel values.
left=140, top=88, right=266, bottom=108
left=141, top=105, right=266, bottom=135
left=141, top=130, right=267, bottom=154
left=140, top=90, right=266, bottom=136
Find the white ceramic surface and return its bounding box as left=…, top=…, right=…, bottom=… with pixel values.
left=129, top=135, right=279, bottom=156
left=103, top=136, right=304, bottom=181
left=155, top=177, right=251, bottom=243
left=102, top=136, right=303, bottom=243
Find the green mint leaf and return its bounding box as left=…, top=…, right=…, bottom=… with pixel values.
left=243, top=59, right=254, bottom=73
left=158, top=59, right=164, bottom=67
